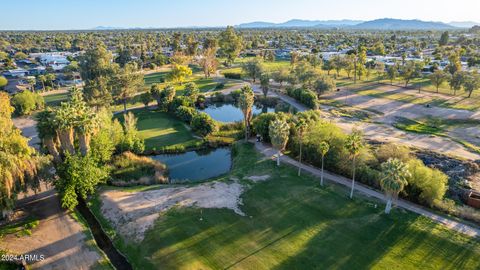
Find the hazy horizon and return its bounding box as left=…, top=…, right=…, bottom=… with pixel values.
left=1, top=0, right=479, bottom=30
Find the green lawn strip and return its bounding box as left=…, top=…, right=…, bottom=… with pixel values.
left=92, top=143, right=480, bottom=269
left=115, top=109, right=202, bottom=151
left=70, top=210, right=114, bottom=270
left=43, top=92, right=69, bottom=106
left=0, top=216, right=39, bottom=238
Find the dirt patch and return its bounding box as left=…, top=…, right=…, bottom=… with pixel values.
left=0, top=187, right=102, bottom=269
left=245, top=175, right=270, bottom=182
left=101, top=181, right=245, bottom=242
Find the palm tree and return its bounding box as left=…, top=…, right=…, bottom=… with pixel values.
left=269, top=118, right=290, bottom=166
left=295, top=118, right=308, bottom=176
left=318, top=141, right=330, bottom=186
left=380, top=158, right=410, bottom=214
left=38, top=75, right=46, bottom=91
left=36, top=109, right=61, bottom=163
left=345, top=129, right=364, bottom=199
left=69, top=87, right=98, bottom=156
left=260, top=73, right=270, bottom=98
left=238, top=86, right=255, bottom=141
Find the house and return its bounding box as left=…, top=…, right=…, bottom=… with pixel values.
left=3, top=68, right=28, bottom=78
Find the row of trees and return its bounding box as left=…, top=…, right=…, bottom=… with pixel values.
left=36, top=87, right=144, bottom=209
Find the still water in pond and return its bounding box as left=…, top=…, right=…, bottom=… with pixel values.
left=199, top=103, right=275, bottom=122
left=152, top=148, right=231, bottom=182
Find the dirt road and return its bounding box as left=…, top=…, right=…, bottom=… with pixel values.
left=0, top=187, right=104, bottom=269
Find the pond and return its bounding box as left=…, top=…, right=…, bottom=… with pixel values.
left=198, top=103, right=275, bottom=123
left=151, top=148, right=231, bottom=183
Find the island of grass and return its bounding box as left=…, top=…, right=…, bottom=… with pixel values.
left=116, top=108, right=202, bottom=152
left=90, top=143, right=480, bottom=270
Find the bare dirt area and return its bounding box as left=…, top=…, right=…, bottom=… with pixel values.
left=12, top=116, right=40, bottom=149
left=333, top=119, right=480, bottom=161
left=0, top=186, right=102, bottom=270
left=100, top=180, right=247, bottom=242
left=324, top=84, right=480, bottom=124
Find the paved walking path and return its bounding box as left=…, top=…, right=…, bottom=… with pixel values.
left=253, top=140, right=480, bottom=238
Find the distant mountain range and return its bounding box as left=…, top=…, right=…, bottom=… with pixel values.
left=237, top=18, right=478, bottom=30
left=90, top=18, right=480, bottom=31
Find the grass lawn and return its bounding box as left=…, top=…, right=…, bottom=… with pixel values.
left=116, top=109, right=202, bottom=151
left=43, top=92, right=69, bottom=106
left=93, top=143, right=480, bottom=270
left=144, top=71, right=170, bottom=86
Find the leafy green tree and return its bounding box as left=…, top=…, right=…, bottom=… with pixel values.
left=238, top=86, right=255, bottom=141
left=463, top=72, right=480, bottom=98
left=345, top=129, right=364, bottom=199
left=270, top=68, right=288, bottom=87
left=401, top=61, right=422, bottom=87
left=313, top=75, right=336, bottom=96
left=11, top=90, right=44, bottom=115
left=269, top=118, right=290, bottom=166
left=387, top=64, right=399, bottom=85
left=80, top=42, right=117, bottom=107
left=139, top=91, right=153, bottom=108
left=0, top=76, right=7, bottom=90
left=449, top=71, right=465, bottom=95
left=0, top=92, right=50, bottom=216
left=120, top=112, right=145, bottom=154
left=407, top=159, right=448, bottom=206
left=242, top=58, right=263, bottom=82
left=114, top=62, right=144, bottom=113
left=191, top=112, right=217, bottom=137
left=184, top=82, right=200, bottom=102
left=439, top=31, right=449, bottom=46
left=318, top=141, right=330, bottom=186
left=380, top=158, right=410, bottom=214
left=429, top=70, right=450, bottom=93
left=218, top=26, right=243, bottom=65
left=252, top=112, right=277, bottom=142
left=167, top=64, right=192, bottom=85
left=56, top=153, right=108, bottom=210
left=150, top=83, right=163, bottom=108
left=199, top=46, right=218, bottom=78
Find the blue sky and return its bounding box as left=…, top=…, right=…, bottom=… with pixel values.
left=1, top=0, right=479, bottom=30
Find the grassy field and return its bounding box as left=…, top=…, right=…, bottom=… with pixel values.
left=116, top=109, right=201, bottom=151
left=93, top=143, right=480, bottom=270
left=43, top=92, right=69, bottom=106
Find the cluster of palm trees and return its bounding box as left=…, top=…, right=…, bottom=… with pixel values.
left=36, top=87, right=98, bottom=162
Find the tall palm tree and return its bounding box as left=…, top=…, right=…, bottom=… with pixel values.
left=238, top=85, right=255, bottom=141
left=36, top=109, right=61, bottom=163
left=70, top=87, right=98, bottom=156
left=318, top=141, right=330, bottom=186
left=269, top=118, right=290, bottom=166
left=295, top=117, right=308, bottom=176
left=260, top=73, right=270, bottom=98
left=55, top=102, right=76, bottom=155
left=380, top=158, right=411, bottom=214
left=345, top=129, right=364, bottom=199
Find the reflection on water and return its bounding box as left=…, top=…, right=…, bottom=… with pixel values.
left=151, top=148, right=231, bottom=182
left=199, top=103, right=275, bottom=122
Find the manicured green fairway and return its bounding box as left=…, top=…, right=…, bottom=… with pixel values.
left=109, top=144, right=480, bottom=270
left=43, top=92, right=69, bottom=106
left=117, top=109, right=201, bottom=150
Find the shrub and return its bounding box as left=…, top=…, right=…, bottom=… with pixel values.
left=406, top=158, right=448, bottom=206
left=11, top=90, right=44, bottom=115
left=169, top=96, right=193, bottom=112
left=215, top=83, right=225, bottom=90
left=286, top=87, right=318, bottom=109
left=110, top=151, right=168, bottom=186
left=252, top=112, right=277, bottom=142
left=191, top=112, right=217, bottom=137
left=223, top=72, right=242, bottom=79
left=375, top=143, right=411, bottom=164
left=175, top=105, right=197, bottom=123
left=119, top=112, right=145, bottom=154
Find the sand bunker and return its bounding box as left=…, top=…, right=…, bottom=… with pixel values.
left=101, top=181, right=245, bottom=241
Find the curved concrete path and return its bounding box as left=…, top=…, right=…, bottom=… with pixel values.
left=253, top=140, right=480, bottom=238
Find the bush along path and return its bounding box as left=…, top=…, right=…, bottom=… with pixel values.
left=252, top=140, right=480, bottom=238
